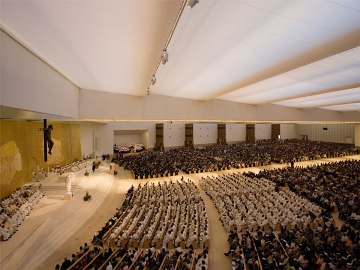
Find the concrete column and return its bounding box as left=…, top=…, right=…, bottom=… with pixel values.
left=355, top=124, right=360, bottom=147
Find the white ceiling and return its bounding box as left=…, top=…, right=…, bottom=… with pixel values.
left=1, top=0, right=360, bottom=112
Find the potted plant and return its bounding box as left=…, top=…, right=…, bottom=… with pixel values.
left=83, top=191, right=91, bottom=201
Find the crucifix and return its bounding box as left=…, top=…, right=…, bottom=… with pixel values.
left=38, top=119, right=54, bottom=161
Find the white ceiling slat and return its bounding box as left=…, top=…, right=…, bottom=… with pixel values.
left=218, top=45, right=360, bottom=105
left=275, top=88, right=360, bottom=108
left=1, top=0, right=183, bottom=95
left=152, top=0, right=360, bottom=103
left=321, top=102, right=360, bottom=111
left=1, top=0, right=360, bottom=112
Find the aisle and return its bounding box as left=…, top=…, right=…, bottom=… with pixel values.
left=0, top=164, right=115, bottom=270
left=190, top=173, right=232, bottom=270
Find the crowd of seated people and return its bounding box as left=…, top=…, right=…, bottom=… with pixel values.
left=55, top=242, right=91, bottom=270
left=59, top=246, right=207, bottom=270
left=251, top=229, right=291, bottom=270
left=204, top=171, right=359, bottom=270
left=32, top=167, right=48, bottom=181
left=225, top=229, right=288, bottom=270
left=114, top=140, right=358, bottom=178
left=102, top=178, right=209, bottom=251
left=0, top=184, right=44, bottom=241
left=200, top=172, right=341, bottom=269
left=119, top=151, right=181, bottom=179
left=225, top=222, right=360, bottom=270
left=259, top=140, right=358, bottom=164
left=278, top=224, right=359, bottom=269
left=244, top=160, right=360, bottom=229
left=92, top=185, right=135, bottom=245
left=200, top=173, right=324, bottom=233
left=57, top=178, right=209, bottom=269
left=52, top=158, right=91, bottom=175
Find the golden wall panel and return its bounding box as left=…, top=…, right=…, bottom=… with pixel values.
left=0, top=120, right=82, bottom=199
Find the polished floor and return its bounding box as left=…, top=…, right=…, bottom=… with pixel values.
left=1, top=155, right=359, bottom=270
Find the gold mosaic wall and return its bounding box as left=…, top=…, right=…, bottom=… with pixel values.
left=0, top=120, right=82, bottom=199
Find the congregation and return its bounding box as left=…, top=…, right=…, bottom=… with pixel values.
left=54, top=147, right=360, bottom=270
left=199, top=162, right=360, bottom=269
left=0, top=184, right=44, bottom=241
left=56, top=178, right=209, bottom=269
left=52, top=159, right=91, bottom=175
left=200, top=173, right=324, bottom=233
left=243, top=160, right=360, bottom=229
left=115, top=140, right=358, bottom=179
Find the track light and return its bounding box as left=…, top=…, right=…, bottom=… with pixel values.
left=187, top=0, right=199, bottom=9
left=151, top=75, right=156, bottom=85
left=161, top=50, right=168, bottom=65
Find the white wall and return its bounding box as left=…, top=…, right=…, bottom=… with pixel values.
left=226, top=124, right=246, bottom=143
left=280, top=124, right=296, bottom=140
left=193, top=123, right=218, bottom=145
left=255, top=124, right=271, bottom=140
left=114, top=134, right=143, bottom=146
left=141, top=132, right=149, bottom=149
left=80, top=123, right=95, bottom=158
left=1, top=31, right=79, bottom=118
left=78, top=89, right=360, bottom=122
left=296, top=124, right=354, bottom=144
left=163, top=122, right=185, bottom=148
left=80, top=122, right=156, bottom=156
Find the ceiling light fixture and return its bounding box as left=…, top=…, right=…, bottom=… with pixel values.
left=146, top=0, right=197, bottom=96
left=161, top=50, right=168, bottom=65
left=187, top=0, right=199, bottom=9
left=151, top=75, right=156, bottom=85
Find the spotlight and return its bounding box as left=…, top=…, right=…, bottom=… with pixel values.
left=187, top=0, right=199, bottom=8
left=161, top=50, right=168, bottom=65
left=151, top=75, right=156, bottom=85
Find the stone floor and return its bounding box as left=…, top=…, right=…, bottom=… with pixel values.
left=1, top=155, right=359, bottom=270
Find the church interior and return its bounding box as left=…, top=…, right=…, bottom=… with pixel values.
left=1, top=1, right=360, bottom=269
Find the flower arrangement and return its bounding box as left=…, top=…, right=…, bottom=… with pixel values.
left=83, top=191, right=91, bottom=201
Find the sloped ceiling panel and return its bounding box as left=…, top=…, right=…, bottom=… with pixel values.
left=1, top=0, right=360, bottom=112
left=1, top=0, right=183, bottom=95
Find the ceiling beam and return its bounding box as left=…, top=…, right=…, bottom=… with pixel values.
left=207, top=27, right=360, bottom=100
left=315, top=100, right=360, bottom=108
left=264, top=83, right=360, bottom=104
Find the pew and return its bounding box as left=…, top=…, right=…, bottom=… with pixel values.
left=83, top=247, right=106, bottom=270
left=251, top=236, right=264, bottom=270
left=189, top=252, right=196, bottom=270
left=102, top=206, right=130, bottom=242
left=128, top=249, right=143, bottom=270
left=275, top=234, right=289, bottom=257
left=113, top=253, right=128, bottom=270
left=98, top=248, right=119, bottom=270
left=67, top=248, right=92, bottom=270
left=159, top=254, right=169, bottom=270
left=174, top=252, right=183, bottom=270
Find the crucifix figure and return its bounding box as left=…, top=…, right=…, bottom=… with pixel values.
left=44, top=124, right=54, bottom=155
